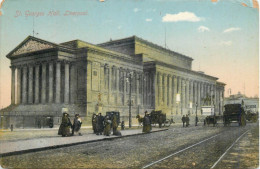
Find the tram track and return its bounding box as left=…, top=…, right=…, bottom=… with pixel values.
left=142, top=128, right=250, bottom=169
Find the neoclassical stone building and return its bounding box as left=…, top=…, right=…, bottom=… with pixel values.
left=4, top=35, right=225, bottom=127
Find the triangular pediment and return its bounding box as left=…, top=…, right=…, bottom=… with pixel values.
left=7, top=36, right=58, bottom=57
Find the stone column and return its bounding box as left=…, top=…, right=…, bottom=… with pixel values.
left=70, top=63, right=77, bottom=104
left=64, top=62, right=70, bottom=103
left=55, top=62, right=61, bottom=103
left=168, top=75, right=172, bottom=108
left=28, top=66, right=33, bottom=104
left=207, top=84, right=210, bottom=97
left=41, top=63, right=47, bottom=103
left=48, top=62, right=54, bottom=103
left=87, top=61, right=92, bottom=103
left=11, top=67, right=16, bottom=105
left=123, top=70, right=127, bottom=105
left=194, top=81, right=197, bottom=105
left=163, top=74, right=167, bottom=106
left=34, top=65, right=40, bottom=104
left=158, top=72, right=163, bottom=106
left=201, top=82, right=204, bottom=102
left=186, top=79, right=189, bottom=108
left=173, top=76, right=177, bottom=110
left=16, top=67, right=22, bottom=104
left=108, top=66, right=112, bottom=104
left=197, top=82, right=201, bottom=108
left=22, top=66, right=27, bottom=104
left=181, top=78, right=186, bottom=114
left=190, top=80, right=194, bottom=113
left=152, top=72, right=156, bottom=108
left=116, top=67, right=120, bottom=105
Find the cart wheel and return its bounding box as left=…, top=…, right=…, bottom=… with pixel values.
left=165, top=119, right=171, bottom=127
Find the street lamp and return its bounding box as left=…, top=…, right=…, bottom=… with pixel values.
left=126, top=72, right=133, bottom=128
left=176, top=93, right=180, bottom=115
left=195, top=102, right=198, bottom=126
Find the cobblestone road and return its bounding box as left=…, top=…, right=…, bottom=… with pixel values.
left=0, top=123, right=258, bottom=169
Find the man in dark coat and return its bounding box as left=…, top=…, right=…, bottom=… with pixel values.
left=72, top=114, right=82, bottom=136
left=96, top=113, right=104, bottom=135
left=92, top=113, right=97, bottom=134
left=143, top=111, right=151, bottom=133
left=182, top=115, right=186, bottom=127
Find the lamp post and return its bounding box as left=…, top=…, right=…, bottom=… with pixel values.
left=126, top=72, right=133, bottom=128
left=195, top=102, right=198, bottom=126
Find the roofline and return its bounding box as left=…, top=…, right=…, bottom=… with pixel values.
left=217, top=81, right=226, bottom=86
left=144, top=61, right=219, bottom=81
left=98, top=35, right=194, bottom=61
left=6, top=35, right=74, bottom=58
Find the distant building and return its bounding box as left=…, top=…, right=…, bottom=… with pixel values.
left=224, top=92, right=259, bottom=113
left=1, top=35, right=225, bottom=128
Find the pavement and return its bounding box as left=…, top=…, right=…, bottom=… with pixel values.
left=0, top=126, right=168, bottom=157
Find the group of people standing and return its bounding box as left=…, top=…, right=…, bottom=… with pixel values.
left=92, top=113, right=121, bottom=136
left=58, top=113, right=82, bottom=137
left=181, top=115, right=190, bottom=127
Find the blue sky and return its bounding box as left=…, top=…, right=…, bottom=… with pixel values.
left=0, top=0, right=258, bottom=108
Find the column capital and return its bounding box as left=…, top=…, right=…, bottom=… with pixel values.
left=10, top=65, right=16, bottom=69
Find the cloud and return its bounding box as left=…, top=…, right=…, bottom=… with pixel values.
left=220, top=41, right=232, bottom=46
left=223, top=27, right=241, bottom=33
left=162, top=12, right=203, bottom=22
left=133, top=8, right=141, bottom=13
left=198, top=26, right=210, bottom=32
left=146, top=18, right=152, bottom=22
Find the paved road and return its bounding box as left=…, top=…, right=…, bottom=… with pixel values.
left=0, top=123, right=258, bottom=169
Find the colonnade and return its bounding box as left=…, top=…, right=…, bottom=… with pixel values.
left=11, top=60, right=77, bottom=105
left=155, top=72, right=225, bottom=114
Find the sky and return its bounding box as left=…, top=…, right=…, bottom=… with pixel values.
left=0, top=0, right=259, bottom=108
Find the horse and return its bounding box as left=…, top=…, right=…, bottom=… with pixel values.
left=136, top=115, right=143, bottom=127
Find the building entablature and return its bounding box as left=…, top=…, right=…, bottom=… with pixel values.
left=145, top=61, right=218, bottom=82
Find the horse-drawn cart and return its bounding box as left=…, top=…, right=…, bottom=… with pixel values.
left=150, top=110, right=171, bottom=127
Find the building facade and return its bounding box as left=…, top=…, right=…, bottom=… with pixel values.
left=1, top=36, right=225, bottom=127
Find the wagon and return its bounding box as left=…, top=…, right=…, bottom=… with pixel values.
left=223, top=104, right=246, bottom=126
left=204, top=115, right=222, bottom=126
left=150, top=110, right=171, bottom=127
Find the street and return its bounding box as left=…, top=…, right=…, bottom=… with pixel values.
left=0, top=123, right=258, bottom=169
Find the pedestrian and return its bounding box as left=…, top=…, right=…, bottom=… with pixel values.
left=195, top=116, right=199, bottom=126
left=58, top=113, right=72, bottom=137
left=182, top=115, right=186, bottom=127
left=72, top=114, right=82, bottom=136
left=112, top=113, right=118, bottom=135
left=96, top=113, right=104, bottom=135
left=10, top=124, right=13, bottom=132
left=121, top=121, right=125, bottom=130
left=103, top=115, right=111, bottom=136
left=143, top=111, right=151, bottom=133
left=92, top=113, right=97, bottom=134
left=186, top=114, right=190, bottom=127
